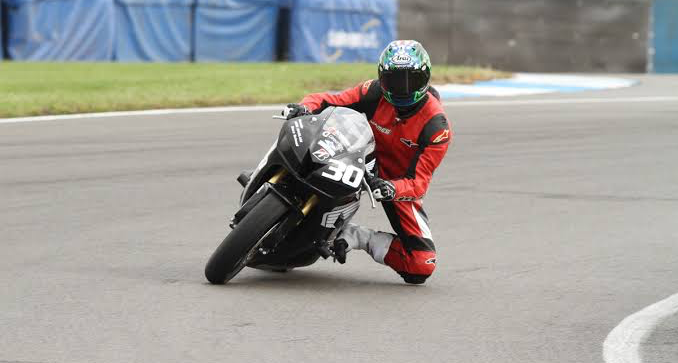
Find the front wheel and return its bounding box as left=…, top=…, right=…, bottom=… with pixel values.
left=205, top=193, right=288, bottom=284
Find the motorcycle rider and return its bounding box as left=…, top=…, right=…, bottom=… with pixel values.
left=283, top=40, right=452, bottom=285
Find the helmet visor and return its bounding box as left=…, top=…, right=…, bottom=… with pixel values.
left=380, top=69, right=429, bottom=97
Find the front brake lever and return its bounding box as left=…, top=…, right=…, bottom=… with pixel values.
left=362, top=177, right=377, bottom=209
left=272, top=115, right=286, bottom=120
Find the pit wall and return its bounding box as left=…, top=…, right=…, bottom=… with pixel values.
left=399, top=0, right=676, bottom=73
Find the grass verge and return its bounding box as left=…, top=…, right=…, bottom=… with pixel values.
left=0, top=62, right=509, bottom=118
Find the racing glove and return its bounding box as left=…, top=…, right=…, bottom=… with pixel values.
left=368, top=176, right=396, bottom=202
left=282, top=103, right=310, bottom=120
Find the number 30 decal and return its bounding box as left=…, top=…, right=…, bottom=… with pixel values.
left=321, top=160, right=364, bottom=188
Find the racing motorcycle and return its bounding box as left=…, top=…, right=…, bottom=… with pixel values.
left=205, top=107, right=377, bottom=284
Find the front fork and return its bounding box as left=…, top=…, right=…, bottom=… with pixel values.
left=231, top=167, right=318, bottom=234
left=234, top=168, right=346, bottom=263
left=267, top=169, right=353, bottom=263
left=268, top=169, right=318, bottom=219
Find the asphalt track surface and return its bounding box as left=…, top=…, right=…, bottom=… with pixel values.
left=2, top=75, right=677, bottom=363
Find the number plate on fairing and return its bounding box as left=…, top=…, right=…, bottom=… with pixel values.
left=320, top=159, right=365, bottom=188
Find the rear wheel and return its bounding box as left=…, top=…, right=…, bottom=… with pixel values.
left=205, top=193, right=288, bottom=284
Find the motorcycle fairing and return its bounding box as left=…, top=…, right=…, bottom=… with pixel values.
left=234, top=107, right=377, bottom=270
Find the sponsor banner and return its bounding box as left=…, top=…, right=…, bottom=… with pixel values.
left=289, top=0, right=397, bottom=63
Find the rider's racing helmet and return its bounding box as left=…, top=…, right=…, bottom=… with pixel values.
left=378, top=40, right=432, bottom=107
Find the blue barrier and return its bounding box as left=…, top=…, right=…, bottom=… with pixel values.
left=652, top=0, right=678, bottom=73
left=1, top=4, right=4, bottom=59
left=3, top=0, right=114, bottom=61
left=1, top=0, right=398, bottom=63
left=289, top=0, right=397, bottom=63
left=194, top=0, right=279, bottom=62
left=114, top=0, right=194, bottom=62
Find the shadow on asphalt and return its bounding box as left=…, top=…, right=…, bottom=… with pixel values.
left=202, top=269, right=426, bottom=292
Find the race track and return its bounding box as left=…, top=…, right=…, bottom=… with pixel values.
left=2, top=75, right=677, bottom=363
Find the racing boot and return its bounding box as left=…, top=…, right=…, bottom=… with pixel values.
left=334, top=223, right=394, bottom=264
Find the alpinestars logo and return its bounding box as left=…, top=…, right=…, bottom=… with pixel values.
left=425, top=258, right=437, bottom=265
left=369, top=120, right=391, bottom=135
left=400, top=138, right=418, bottom=148
left=432, top=129, right=450, bottom=144
left=362, top=80, right=373, bottom=94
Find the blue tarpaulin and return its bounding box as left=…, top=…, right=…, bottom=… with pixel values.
left=114, top=0, right=194, bottom=62
left=194, top=0, right=279, bottom=62
left=3, top=0, right=114, bottom=61
left=289, top=0, right=397, bottom=63
left=1, top=4, right=4, bottom=59
left=652, top=0, right=678, bottom=73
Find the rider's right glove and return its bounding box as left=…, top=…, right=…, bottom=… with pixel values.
left=368, top=176, right=396, bottom=202
left=282, top=103, right=311, bottom=120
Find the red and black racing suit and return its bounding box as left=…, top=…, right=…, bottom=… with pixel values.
left=300, top=79, right=452, bottom=283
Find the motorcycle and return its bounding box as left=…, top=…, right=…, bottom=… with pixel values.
left=205, top=106, right=377, bottom=284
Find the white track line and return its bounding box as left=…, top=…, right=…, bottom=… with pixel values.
left=510, top=73, right=637, bottom=89
left=0, top=105, right=283, bottom=124
left=1, top=96, right=677, bottom=124
left=603, top=292, right=678, bottom=363
left=443, top=96, right=678, bottom=107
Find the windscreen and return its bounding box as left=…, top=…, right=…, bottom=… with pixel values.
left=317, top=107, right=375, bottom=156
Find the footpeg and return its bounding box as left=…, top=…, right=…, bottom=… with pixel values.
left=315, top=242, right=333, bottom=259
left=331, top=239, right=348, bottom=264
left=237, top=170, right=253, bottom=187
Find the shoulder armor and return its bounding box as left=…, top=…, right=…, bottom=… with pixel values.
left=418, top=114, right=451, bottom=146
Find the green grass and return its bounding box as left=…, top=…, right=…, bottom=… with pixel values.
left=0, top=62, right=509, bottom=118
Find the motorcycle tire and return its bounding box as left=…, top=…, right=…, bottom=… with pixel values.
left=205, top=193, right=288, bottom=284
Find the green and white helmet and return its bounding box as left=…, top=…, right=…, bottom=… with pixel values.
left=378, top=40, right=432, bottom=107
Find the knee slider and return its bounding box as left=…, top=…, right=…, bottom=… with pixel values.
left=383, top=237, right=437, bottom=283
left=399, top=272, right=430, bottom=285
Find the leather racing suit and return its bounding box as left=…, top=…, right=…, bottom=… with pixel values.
left=299, top=79, right=452, bottom=284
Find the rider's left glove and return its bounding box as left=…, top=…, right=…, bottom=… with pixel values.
left=282, top=103, right=311, bottom=120
left=368, top=177, right=396, bottom=202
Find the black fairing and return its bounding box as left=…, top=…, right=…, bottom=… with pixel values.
left=240, top=107, right=375, bottom=269
left=276, top=107, right=375, bottom=198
